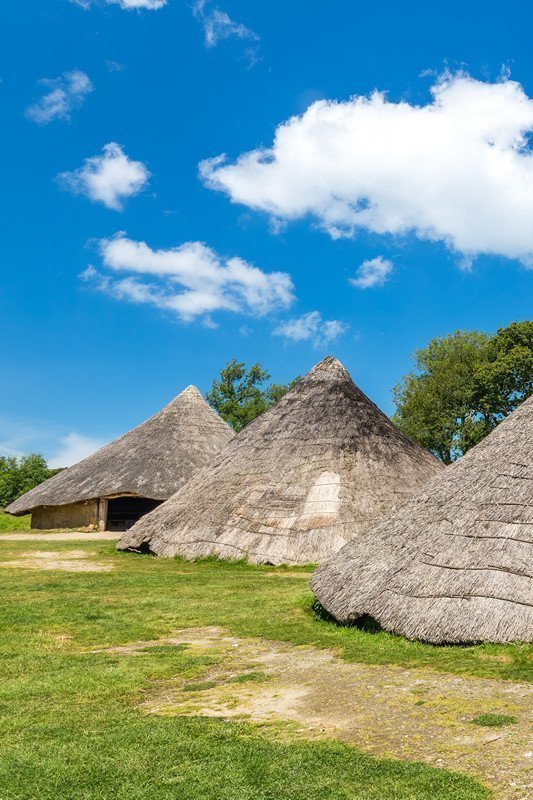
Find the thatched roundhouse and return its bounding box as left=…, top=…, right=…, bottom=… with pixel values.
left=311, top=394, right=533, bottom=644
left=6, top=387, right=234, bottom=531
left=118, top=357, right=442, bottom=564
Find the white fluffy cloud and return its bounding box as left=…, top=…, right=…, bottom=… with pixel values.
left=48, top=433, right=105, bottom=468
left=81, top=235, right=295, bottom=323
left=58, top=143, right=150, bottom=211
left=201, top=73, right=533, bottom=265
left=350, top=256, right=393, bottom=289
left=274, top=311, right=348, bottom=348
left=192, top=1, right=259, bottom=66
left=26, top=70, right=93, bottom=124
left=70, top=0, right=166, bottom=9
left=193, top=1, right=258, bottom=46
left=108, top=0, right=167, bottom=8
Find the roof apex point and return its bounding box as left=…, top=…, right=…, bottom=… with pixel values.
left=180, top=385, right=203, bottom=397
left=306, top=356, right=350, bottom=381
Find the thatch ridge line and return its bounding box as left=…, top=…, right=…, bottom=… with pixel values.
left=417, top=561, right=533, bottom=578
left=385, top=589, right=533, bottom=608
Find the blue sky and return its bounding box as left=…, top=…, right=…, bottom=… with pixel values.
left=1, top=0, right=532, bottom=466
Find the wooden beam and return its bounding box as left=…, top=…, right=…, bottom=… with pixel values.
left=98, top=498, right=108, bottom=531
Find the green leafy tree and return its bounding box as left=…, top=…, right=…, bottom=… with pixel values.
left=265, top=378, right=302, bottom=406
left=206, top=359, right=301, bottom=432
left=464, top=321, right=533, bottom=449
left=393, top=322, right=533, bottom=463
left=0, top=453, right=59, bottom=508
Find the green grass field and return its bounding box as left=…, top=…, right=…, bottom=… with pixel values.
left=0, top=535, right=530, bottom=799
left=0, top=510, right=30, bottom=530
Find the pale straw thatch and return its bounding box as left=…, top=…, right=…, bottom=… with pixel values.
left=6, top=387, right=234, bottom=515
left=311, top=394, right=533, bottom=644
left=118, top=357, right=442, bottom=564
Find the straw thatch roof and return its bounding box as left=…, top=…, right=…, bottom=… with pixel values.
left=311, top=394, right=533, bottom=644
left=117, top=357, right=442, bottom=564
left=7, top=387, right=234, bottom=515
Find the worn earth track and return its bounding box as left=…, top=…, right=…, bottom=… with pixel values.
left=0, top=532, right=119, bottom=542
left=95, top=627, right=533, bottom=800
left=0, top=548, right=113, bottom=571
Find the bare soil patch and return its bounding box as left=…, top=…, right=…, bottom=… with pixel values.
left=0, top=549, right=113, bottom=572
left=97, top=627, right=532, bottom=799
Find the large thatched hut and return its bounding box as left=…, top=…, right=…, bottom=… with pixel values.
left=311, top=394, right=533, bottom=644
left=118, top=357, right=442, bottom=564
left=6, top=387, right=234, bottom=531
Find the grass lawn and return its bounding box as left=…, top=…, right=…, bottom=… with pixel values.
left=0, top=510, right=30, bottom=530
left=0, top=537, right=530, bottom=799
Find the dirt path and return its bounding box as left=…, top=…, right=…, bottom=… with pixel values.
left=0, top=532, right=120, bottom=542
left=97, top=627, right=533, bottom=799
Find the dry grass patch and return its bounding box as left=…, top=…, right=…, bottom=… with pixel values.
left=264, top=571, right=311, bottom=579
left=122, top=627, right=533, bottom=800
left=0, top=549, right=113, bottom=572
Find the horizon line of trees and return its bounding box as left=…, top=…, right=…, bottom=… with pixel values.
left=0, top=454, right=61, bottom=509
left=206, top=322, right=532, bottom=465
left=2, top=320, right=531, bottom=507
left=392, top=321, right=533, bottom=463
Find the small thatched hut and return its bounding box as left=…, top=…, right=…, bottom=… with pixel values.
left=6, top=387, right=234, bottom=531
left=311, top=394, right=533, bottom=644
left=118, top=357, right=442, bottom=564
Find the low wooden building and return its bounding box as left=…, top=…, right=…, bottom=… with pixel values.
left=6, top=386, right=234, bottom=531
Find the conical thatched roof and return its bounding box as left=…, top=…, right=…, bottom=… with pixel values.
left=311, top=394, right=533, bottom=644
left=7, top=387, right=235, bottom=515
left=117, top=357, right=442, bottom=564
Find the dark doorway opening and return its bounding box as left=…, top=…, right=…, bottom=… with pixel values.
left=106, top=497, right=162, bottom=532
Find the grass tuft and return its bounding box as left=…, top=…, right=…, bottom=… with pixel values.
left=471, top=713, right=517, bottom=728
left=183, top=680, right=219, bottom=692
left=230, top=671, right=269, bottom=684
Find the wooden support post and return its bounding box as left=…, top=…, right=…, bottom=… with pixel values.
left=98, top=498, right=108, bottom=531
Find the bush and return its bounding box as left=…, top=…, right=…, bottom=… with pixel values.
left=0, top=454, right=60, bottom=507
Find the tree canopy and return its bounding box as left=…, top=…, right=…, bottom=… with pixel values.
left=206, top=359, right=301, bottom=432
left=0, top=454, right=60, bottom=508
left=393, top=321, right=533, bottom=463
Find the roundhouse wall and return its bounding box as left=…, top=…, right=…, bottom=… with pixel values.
left=31, top=501, right=99, bottom=530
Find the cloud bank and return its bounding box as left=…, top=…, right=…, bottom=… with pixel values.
left=58, top=143, right=150, bottom=210
left=274, top=311, right=348, bottom=348
left=26, top=70, right=93, bottom=124
left=201, top=73, right=533, bottom=265
left=82, top=235, right=295, bottom=323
